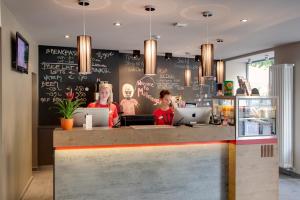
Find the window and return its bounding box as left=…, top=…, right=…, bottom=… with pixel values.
left=247, top=59, right=274, bottom=96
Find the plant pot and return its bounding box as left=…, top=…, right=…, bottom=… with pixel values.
left=61, top=118, right=74, bottom=130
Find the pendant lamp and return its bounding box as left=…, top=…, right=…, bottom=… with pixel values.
left=216, top=60, right=225, bottom=84
left=184, top=68, right=192, bottom=87
left=201, top=11, right=214, bottom=77
left=201, top=43, right=214, bottom=76
left=184, top=53, right=192, bottom=87
left=144, top=5, right=157, bottom=75
left=77, top=0, right=92, bottom=74
left=198, top=63, right=203, bottom=85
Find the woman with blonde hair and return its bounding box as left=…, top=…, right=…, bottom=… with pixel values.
left=87, top=83, right=118, bottom=127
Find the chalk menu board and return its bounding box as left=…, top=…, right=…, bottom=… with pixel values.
left=39, top=45, right=216, bottom=125
left=118, top=54, right=204, bottom=114
left=39, top=46, right=119, bottom=125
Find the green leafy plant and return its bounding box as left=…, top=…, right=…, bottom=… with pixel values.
left=53, top=89, right=84, bottom=119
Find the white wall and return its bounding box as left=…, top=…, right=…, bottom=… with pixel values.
left=0, top=1, right=4, bottom=199
left=275, top=42, right=300, bottom=174
left=0, top=1, right=38, bottom=199
left=225, top=60, right=247, bottom=93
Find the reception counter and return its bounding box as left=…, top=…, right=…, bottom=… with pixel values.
left=53, top=125, right=278, bottom=200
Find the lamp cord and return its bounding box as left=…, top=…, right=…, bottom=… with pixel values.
left=206, top=16, right=208, bottom=45
left=149, top=8, right=152, bottom=39
left=82, top=2, right=86, bottom=36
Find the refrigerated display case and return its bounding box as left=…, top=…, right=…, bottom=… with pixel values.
left=212, top=96, right=277, bottom=140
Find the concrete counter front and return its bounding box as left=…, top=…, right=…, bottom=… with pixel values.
left=53, top=125, right=278, bottom=200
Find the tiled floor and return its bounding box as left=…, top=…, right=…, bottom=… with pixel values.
left=22, top=166, right=53, bottom=200
left=280, top=174, right=300, bottom=200
left=22, top=166, right=300, bottom=200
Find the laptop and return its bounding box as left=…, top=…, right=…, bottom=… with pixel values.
left=73, top=108, right=109, bottom=127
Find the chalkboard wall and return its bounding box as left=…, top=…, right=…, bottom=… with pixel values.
left=118, top=53, right=203, bottom=114
left=39, top=46, right=119, bottom=125
left=39, top=45, right=214, bottom=125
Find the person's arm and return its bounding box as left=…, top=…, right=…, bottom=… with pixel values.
left=152, top=109, right=158, bottom=125
left=112, top=105, right=119, bottom=126
left=113, top=117, right=118, bottom=126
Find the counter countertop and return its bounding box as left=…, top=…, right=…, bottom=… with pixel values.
left=53, top=125, right=235, bottom=148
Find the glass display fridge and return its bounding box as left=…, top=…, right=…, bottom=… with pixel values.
left=212, top=96, right=277, bottom=140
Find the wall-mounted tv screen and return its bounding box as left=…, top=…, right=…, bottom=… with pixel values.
left=16, top=32, right=29, bottom=73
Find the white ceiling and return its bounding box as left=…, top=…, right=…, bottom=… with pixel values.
left=229, top=51, right=274, bottom=63
left=3, top=0, right=300, bottom=59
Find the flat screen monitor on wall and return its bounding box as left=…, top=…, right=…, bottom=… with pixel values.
left=15, top=32, right=29, bottom=74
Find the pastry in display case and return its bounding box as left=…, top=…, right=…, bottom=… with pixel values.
left=212, top=96, right=277, bottom=140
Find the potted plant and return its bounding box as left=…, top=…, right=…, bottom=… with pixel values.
left=54, top=89, right=84, bottom=130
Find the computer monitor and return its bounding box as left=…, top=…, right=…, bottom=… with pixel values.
left=73, top=108, right=109, bottom=127
left=172, top=107, right=212, bottom=125
left=120, top=115, right=154, bottom=126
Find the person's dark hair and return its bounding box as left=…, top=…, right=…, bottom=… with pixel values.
left=159, top=90, right=171, bottom=99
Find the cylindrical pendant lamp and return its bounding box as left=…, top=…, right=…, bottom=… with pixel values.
left=144, top=39, right=157, bottom=75
left=77, top=35, right=92, bottom=74
left=184, top=68, right=192, bottom=87
left=201, top=43, right=214, bottom=76
left=216, top=60, right=225, bottom=84
left=198, top=64, right=203, bottom=84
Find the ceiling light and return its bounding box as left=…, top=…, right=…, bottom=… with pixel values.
left=113, top=22, right=121, bottom=27
left=184, top=53, right=191, bottom=87
left=216, top=60, right=225, bottom=84
left=201, top=11, right=214, bottom=77
left=65, top=35, right=70, bottom=39
left=78, top=0, right=89, bottom=6
left=77, top=0, right=92, bottom=74
left=201, top=44, right=214, bottom=76
left=240, top=19, right=248, bottom=23
left=151, top=34, right=160, bottom=40
left=173, top=22, right=188, bottom=28
left=198, top=64, right=203, bottom=84
left=202, top=11, right=213, bottom=17
left=144, top=5, right=157, bottom=75
left=165, top=53, right=172, bottom=60
left=132, top=50, right=140, bottom=59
